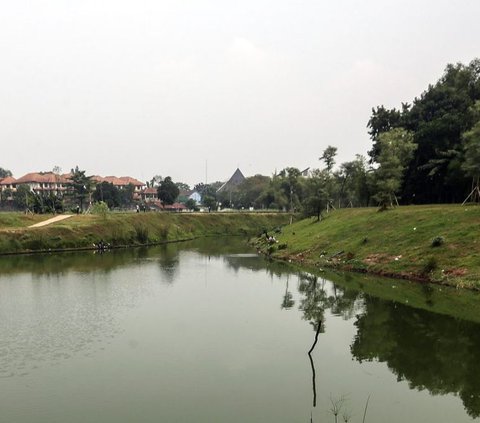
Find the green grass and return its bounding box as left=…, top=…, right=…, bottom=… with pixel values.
left=0, top=212, right=289, bottom=255
left=256, top=205, right=480, bottom=289
left=0, top=212, right=46, bottom=228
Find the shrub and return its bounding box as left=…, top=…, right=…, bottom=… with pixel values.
left=91, top=201, right=109, bottom=218
left=431, top=236, right=444, bottom=247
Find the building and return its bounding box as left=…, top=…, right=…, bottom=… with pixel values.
left=216, top=168, right=246, bottom=193
left=14, top=172, right=71, bottom=196
left=141, top=187, right=158, bottom=202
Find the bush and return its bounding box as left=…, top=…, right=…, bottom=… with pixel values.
left=91, top=201, right=109, bottom=218
left=431, top=236, right=445, bottom=247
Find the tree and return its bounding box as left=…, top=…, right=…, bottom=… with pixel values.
left=320, top=145, right=338, bottom=173
left=175, top=182, right=190, bottom=192
left=372, top=128, right=416, bottom=209
left=70, top=166, right=93, bottom=211
left=0, top=167, right=12, bottom=178
left=337, top=155, right=371, bottom=207
left=157, top=176, right=179, bottom=206
left=367, top=105, right=403, bottom=162
left=147, top=175, right=163, bottom=188
left=92, top=182, right=121, bottom=208
left=202, top=195, right=217, bottom=211
left=234, top=175, right=270, bottom=209
left=461, top=119, right=480, bottom=202
left=119, top=183, right=135, bottom=208
left=185, top=198, right=197, bottom=211
left=303, top=169, right=328, bottom=221
left=12, top=185, right=34, bottom=210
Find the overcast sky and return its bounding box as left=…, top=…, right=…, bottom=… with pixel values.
left=1, top=0, right=479, bottom=186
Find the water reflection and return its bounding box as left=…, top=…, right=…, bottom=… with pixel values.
left=155, top=244, right=180, bottom=284
left=351, top=297, right=480, bottom=418
left=1, top=238, right=480, bottom=421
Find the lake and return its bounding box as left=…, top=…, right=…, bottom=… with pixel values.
left=1, top=238, right=479, bottom=422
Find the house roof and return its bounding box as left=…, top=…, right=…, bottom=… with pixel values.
left=217, top=168, right=246, bottom=193
left=0, top=176, right=17, bottom=185
left=93, top=175, right=145, bottom=187
left=15, top=172, right=70, bottom=184
left=163, top=202, right=187, bottom=210
left=143, top=187, right=157, bottom=194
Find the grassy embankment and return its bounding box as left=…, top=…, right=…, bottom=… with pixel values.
left=256, top=204, right=480, bottom=289
left=0, top=212, right=289, bottom=255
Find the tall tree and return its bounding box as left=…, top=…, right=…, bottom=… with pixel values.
left=372, top=128, right=416, bottom=209
left=320, top=145, right=338, bottom=173
left=367, top=105, right=403, bottom=162
left=462, top=119, right=480, bottom=202
left=147, top=175, right=163, bottom=188
left=92, top=182, right=120, bottom=208
left=70, top=166, right=92, bottom=211
left=157, top=176, right=179, bottom=206
left=175, top=182, right=190, bottom=192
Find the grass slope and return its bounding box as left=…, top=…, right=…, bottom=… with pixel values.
left=259, top=205, right=480, bottom=289
left=0, top=212, right=288, bottom=255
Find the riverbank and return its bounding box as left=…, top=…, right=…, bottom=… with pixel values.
left=0, top=212, right=289, bottom=255
left=255, top=205, right=480, bottom=289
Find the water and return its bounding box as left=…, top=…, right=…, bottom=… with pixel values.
left=0, top=238, right=479, bottom=422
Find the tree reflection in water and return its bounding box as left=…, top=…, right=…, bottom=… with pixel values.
left=351, top=296, right=480, bottom=418
left=295, top=272, right=360, bottom=411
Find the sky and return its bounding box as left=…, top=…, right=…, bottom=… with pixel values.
left=1, top=0, right=479, bottom=186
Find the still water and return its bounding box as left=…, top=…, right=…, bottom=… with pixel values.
left=1, top=238, right=480, bottom=423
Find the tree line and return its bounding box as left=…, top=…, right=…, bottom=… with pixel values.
left=1, top=58, right=479, bottom=214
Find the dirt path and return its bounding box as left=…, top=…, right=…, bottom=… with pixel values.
left=28, top=215, right=73, bottom=228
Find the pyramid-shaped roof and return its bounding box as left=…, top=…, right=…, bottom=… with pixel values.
left=217, top=168, right=246, bottom=193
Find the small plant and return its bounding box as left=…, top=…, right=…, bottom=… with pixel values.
left=361, top=237, right=368, bottom=245
left=278, top=243, right=287, bottom=250
left=431, top=236, right=444, bottom=247
left=91, top=201, right=109, bottom=218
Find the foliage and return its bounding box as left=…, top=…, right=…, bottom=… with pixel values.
left=302, top=169, right=328, bottom=220
left=0, top=167, right=12, bottom=178
left=369, top=59, right=480, bottom=204
left=175, top=182, right=190, bottom=191
left=70, top=166, right=93, bottom=211
left=12, top=185, right=34, bottom=210
left=93, top=182, right=120, bottom=208
left=184, top=198, right=197, bottom=211
left=91, top=201, right=109, bottom=217
left=462, top=116, right=480, bottom=186
left=202, top=195, right=217, bottom=210
left=157, top=176, right=179, bottom=205
left=147, top=175, right=162, bottom=188
left=371, top=128, right=416, bottom=209
left=431, top=236, right=445, bottom=247
left=320, top=145, right=337, bottom=173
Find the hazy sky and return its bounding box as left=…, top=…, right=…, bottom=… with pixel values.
left=1, top=0, right=479, bottom=186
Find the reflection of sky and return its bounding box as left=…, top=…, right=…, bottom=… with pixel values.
left=0, top=268, right=148, bottom=378
left=0, top=243, right=477, bottom=422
